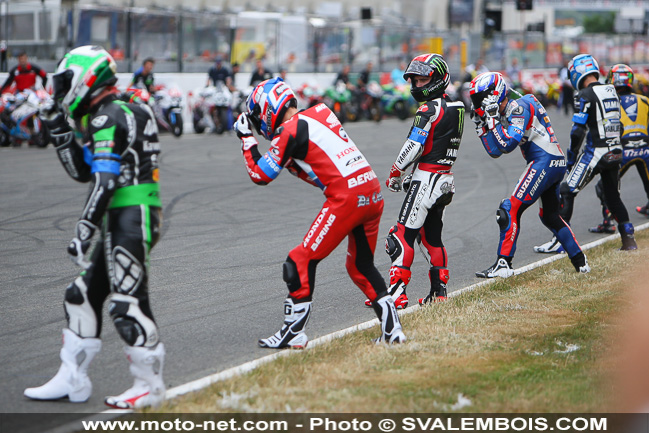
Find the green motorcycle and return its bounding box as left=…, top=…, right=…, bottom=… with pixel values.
left=324, top=81, right=357, bottom=123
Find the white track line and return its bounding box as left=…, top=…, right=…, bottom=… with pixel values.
left=52, top=222, right=649, bottom=432
left=164, top=221, right=649, bottom=401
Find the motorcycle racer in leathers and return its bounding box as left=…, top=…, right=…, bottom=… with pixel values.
left=591, top=64, right=649, bottom=232
left=23, top=46, right=166, bottom=409
left=380, top=53, right=464, bottom=308
left=470, top=72, right=589, bottom=278
left=534, top=54, right=637, bottom=252
left=233, top=77, right=405, bottom=348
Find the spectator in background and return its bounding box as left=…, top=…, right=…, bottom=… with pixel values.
left=249, top=59, right=273, bottom=87
left=464, top=57, right=489, bottom=83
left=278, top=68, right=292, bottom=87
left=0, top=51, right=47, bottom=94
left=391, top=61, right=407, bottom=86
left=130, top=57, right=155, bottom=93
left=558, top=60, right=574, bottom=116
left=334, top=65, right=354, bottom=90
left=229, top=62, right=240, bottom=92
left=207, top=56, right=232, bottom=88
left=357, top=62, right=373, bottom=89
left=505, top=57, right=521, bottom=86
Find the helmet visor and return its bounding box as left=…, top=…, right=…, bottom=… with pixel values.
left=52, top=69, right=74, bottom=102
left=403, top=61, right=433, bottom=81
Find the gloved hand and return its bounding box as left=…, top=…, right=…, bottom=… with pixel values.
left=39, top=100, right=66, bottom=127
left=67, top=220, right=96, bottom=269
left=233, top=112, right=253, bottom=138
left=471, top=109, right=488, bottom=137
left=402, top=173, right=413, bottom=193
left=484, top=115, right=499, bottom=130
left=386, top=164, right=405, bottom=192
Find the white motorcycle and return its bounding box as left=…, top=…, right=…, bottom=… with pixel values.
left=191, top=82, right=232, bottom=134
left=152, top=84, right=184, bottom=137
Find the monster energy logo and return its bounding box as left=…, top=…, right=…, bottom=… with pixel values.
left=429, top=56, right=447, bottom=74
left=458, top=107, right=465, bottom=136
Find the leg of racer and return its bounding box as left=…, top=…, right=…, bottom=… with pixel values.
left=24, top=241, right=108, bottom=402
left=104, top=206, right=166, bottom=410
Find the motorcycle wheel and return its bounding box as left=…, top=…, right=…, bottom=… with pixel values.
left=0, top=128, right=10, bottom=147
left=370, top=101, right=382, bottom=123
left=333, top=102, right=346, bottom=124
left=193, top=118, right=205, bottom=134
left=171, top=114, right=183, bottom=137
left=212, top=108, right=225, bottom=135
left=394, top=101, right=409, bottom=121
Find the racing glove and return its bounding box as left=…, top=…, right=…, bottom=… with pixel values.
left=471, top=109, right=488, bottom=137
left=67, top=220, right=96, bottom=269
left=386, top=164, right=405, bottom=192
left=233, top=112, right=258, bottom=151
left=402, top=173, right=413, bottom=193
left=39, top=100, right=73, bottom=147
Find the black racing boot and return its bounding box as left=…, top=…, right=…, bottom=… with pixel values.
left=619, top=222, right=638, bottom=251
left=419, top=266, right=449, bottom=305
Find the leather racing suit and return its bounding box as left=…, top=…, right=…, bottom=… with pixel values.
left=479, top=94, right=584, bottom=262
left=52, top=93, right=163, bottom=349
left=386, top=94, right=465, bottom=304
left=241, top=102, right=388, bottom=305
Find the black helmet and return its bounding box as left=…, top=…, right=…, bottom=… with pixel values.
left=403, top=53, right=450, bottom=102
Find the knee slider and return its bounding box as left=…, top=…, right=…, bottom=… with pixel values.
left=109, top=293, right=159, bottom=347
left=385, top=225, right=403, bottom=262
left=64, top=279, right=85, bottom=305
left=496, top=199, right=511, bottom=231
left=64, top=277, right=98, bottom=338
left=282, top=258, right=301, bottom=293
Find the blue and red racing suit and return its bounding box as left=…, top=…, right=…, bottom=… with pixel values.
left=479, top=94, right=583, bottom=260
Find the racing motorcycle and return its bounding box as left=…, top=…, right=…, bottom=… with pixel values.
left=296, top=82, right=325, bottom=109
left=323, top=80, right=356, bottom=123
left=381, top=83, right=413, bottom=121
left=124, top=86, right=183, bottom=137
left=358, top=81, right=383, bottom=122
left=190, top=82, right=232, bottom=134
left=151, top=84, right=184, bottom=137
left=0, top=89, right=51, bottom=148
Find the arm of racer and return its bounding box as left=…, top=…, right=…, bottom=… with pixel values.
left=285, top=159, right=320, bottom=188
left=569, top=110, right=589, bottom=168
left=79, top=119, right=121, bottom=227
left=34, top=65, right=47, bottom=88
left=387, top=117, right=427, bottom=191
left=67, top=116, right=122, bottom=268
left=480, top=106, right=531, bottom=156
left=39, top=101, right=91, bottom=182
left=0, top=68, right=15, bottom=93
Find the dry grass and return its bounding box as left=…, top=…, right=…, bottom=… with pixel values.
left=149, top=230, right=649, bottom=413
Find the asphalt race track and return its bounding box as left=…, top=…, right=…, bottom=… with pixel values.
left=1, top=110, right=647, bottom=427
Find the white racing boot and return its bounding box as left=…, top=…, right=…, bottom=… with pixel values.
left=259, top=298, right=311, bottom=349
left=24, top=328, right=101, bottom=402
left=533, top=236, right=565, bottom=254
left=105, top=343, right=166, bottom=409
left=373, top=295, right=407, bottom=344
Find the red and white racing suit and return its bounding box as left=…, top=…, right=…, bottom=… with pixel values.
left=241, top=103, right=388, bottom=303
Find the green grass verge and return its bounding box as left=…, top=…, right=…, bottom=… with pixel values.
left=150, top=230, right=649, bottom=413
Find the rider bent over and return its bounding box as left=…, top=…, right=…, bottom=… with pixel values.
left=469, top=72, right=590, bottom=277
left=233, top=77, right=405, bottom=348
